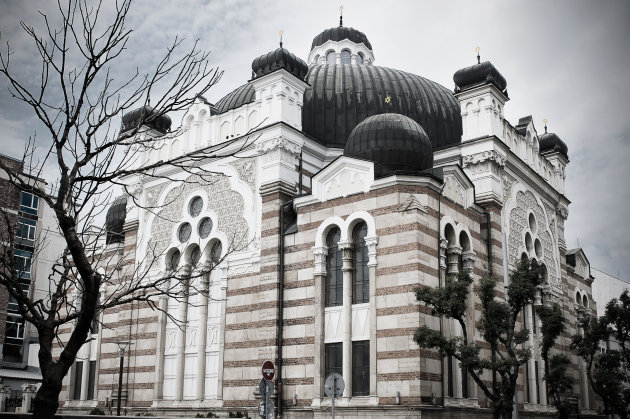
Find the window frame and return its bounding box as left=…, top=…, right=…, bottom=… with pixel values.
left=324, top=342, right=342, bottom=378
left=352, top=222, right=369, bottom=304
left=19, top=192, right=39, bottom=215
left=325, top=228, right=343, bottom=307
left=352, top=340, right=370, bottom=396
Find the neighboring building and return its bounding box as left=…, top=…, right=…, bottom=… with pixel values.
left=0, top=153, right=65, bottom=410
left=591, top=268, right=629, bottom=318
left=58, top=19, right=602, bottom=418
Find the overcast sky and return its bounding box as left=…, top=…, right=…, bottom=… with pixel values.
left=1, top=0, right=629, bottom=281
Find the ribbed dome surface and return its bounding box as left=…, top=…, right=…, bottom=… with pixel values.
left=121, top=106, right=172, bottom=134
left=105, top=195, right=127, bottom=245
left=311, top=26, right=372, bottom=50
left=539, top=132, right=569, bottom=159
left=252, top=47, right=308, bottom=80
left=453, top=61, right=507, bottom=94
left=344, top=113, right=433, bottom=177
left=302, top=64, right=463, bottom=149
left=214, top=83, right=255, bottom=114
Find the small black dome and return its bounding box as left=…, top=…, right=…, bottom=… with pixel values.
left=215, top=83, right=255, bottom=114
left=251, top=47, right=308, bottom=80
left=539, top=132, right=569, bottom=159
left=454, top=61, right=507, bottom=94
left=311, top=26, right=372, bottom=51
left=121, top=106, right=172, bottom=134
left=344, top=113, right=433, bottom=178
left=105, top=195, right=127, bottom=245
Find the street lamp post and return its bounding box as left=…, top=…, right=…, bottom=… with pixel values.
left=114, top=341, right=130, bottom=416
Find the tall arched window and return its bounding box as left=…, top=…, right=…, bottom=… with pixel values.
left=340, top=49, right=351, bottom=65
left=326, top=228, right=342, bottom=307
left=326, top=50, right=336, bottom=65
left=352, top=222, right=369, bottom=304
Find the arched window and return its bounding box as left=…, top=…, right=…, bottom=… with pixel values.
left=356, top=52, right=364, bottom=64
left=352, top=222, right=369, bottom=304
left=326, top=50, right=336, bottom=65
left=326, top=228, right=342, bottom=307
left=341, top=49, right=351, bottom=65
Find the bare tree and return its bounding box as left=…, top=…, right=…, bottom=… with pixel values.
left=0, top=0, right=248, bottom=417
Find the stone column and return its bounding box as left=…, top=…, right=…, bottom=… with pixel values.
left=366, top=236, right=378, bottom=401
left=578, top=322, right=590, bottom=410
left=216, top=266, right=229, bottom=401
left=0, top=384, right=11, bottom=412
left=80, top=347, right=91, bottom=401
left=453, top=322, right=463, bottom=399
left=153, top=291, right=169, bottom=402
left=340, top=240, right=353, bottom=399
left=21, top=383, right=39, bottom=413
left=462, top=250, right=477, bottom=400
left=447, top=245, right=462, bottom=275
left=312, top=246, right=327, bottom=405
left=535, top=311, right=547, bottom=405
left=525, top=304, right=538, bottom=404
left=439, top=239, right=448, bottom=281
left=196, top=272, right=210, bottom=400
left=175, top=267, right=191, bottom=401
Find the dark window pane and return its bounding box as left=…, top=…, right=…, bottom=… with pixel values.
left=325, top=342, right=342, bottom=378
left=325, top=228, right=342, bottom=307
left=352, top=341, right=369, bottom=396
left=88, top=361, right=96, bottom=400
left=352, top=223, right=369, bottom=304
left=73, top=362, right=83, bottom=400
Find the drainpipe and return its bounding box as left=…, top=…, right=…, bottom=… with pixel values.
left=277, top=199, right=293, bottom=417
left=437, top=183, right=445, bottom=406
left=485, top=211, right=493, bottom=278
left=486, top=211, right=498, bottom=400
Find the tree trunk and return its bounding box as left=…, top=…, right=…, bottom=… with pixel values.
left=502, top=405, right=514, bottom=419
left=32, top=374, right=62, bottom=419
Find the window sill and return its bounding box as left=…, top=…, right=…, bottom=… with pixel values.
left=312, top=395, right=378, bottom=407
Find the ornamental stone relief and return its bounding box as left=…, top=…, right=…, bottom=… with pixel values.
left=398, top=195, right=428, bottom=213
left=508, top=190, right=560, bottom=291
left=230, top=157, right=257, bottom=193
left=443, top=175, right=466, bottom=207
left=145, top=182, right=170, bottom=209
left=463, top=150, right=507, bottom=175
left=256, top=137, right=301, bottom=165
left=145, top=174, right=247, bottom=263
left=502, top=172, right=517, bottom=202
left=543, top=203, right=556, bottom=239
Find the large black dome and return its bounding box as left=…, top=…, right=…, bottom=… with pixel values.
left=311, top=26, right=372, bottom=51
left=302, top=64, right=463, bottom=149
left=344, top=113, right=433, bottom=178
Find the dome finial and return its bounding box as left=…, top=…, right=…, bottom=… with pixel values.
left=543, top=118, right=548, bottom=133
left=279, top=30, right=284, bottom=48
left=339, top=5, right=343, bottom=27
left=475, top=46, right=481, bottom=64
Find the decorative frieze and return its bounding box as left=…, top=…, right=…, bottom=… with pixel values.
left=462, top=150, right=506, bottom=173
